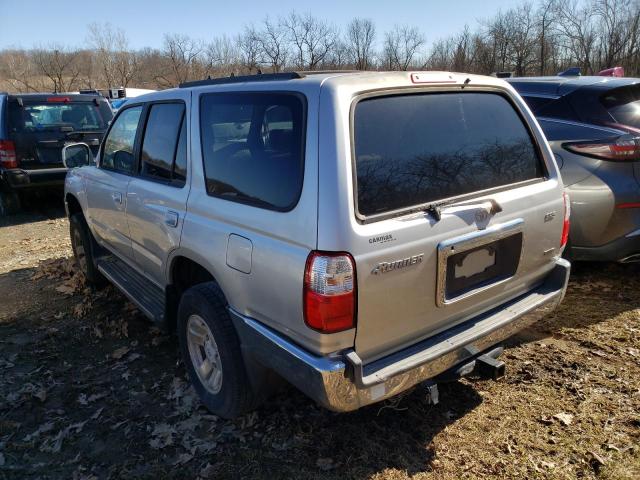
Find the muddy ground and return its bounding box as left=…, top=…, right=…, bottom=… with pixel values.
left=0, top=195, right=639, bottom=480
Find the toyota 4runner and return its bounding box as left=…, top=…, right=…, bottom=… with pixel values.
left=63, top=71, right=570, bottom=418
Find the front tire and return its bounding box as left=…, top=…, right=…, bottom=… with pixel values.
left=69, top=213, right=106, bottom=286
left=177, top=282, right=257, bottom=419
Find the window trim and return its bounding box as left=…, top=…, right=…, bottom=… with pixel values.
left=137, top=100, right=187, bottom=188
left=99, top=103, right=145, bottom=176
left=198, top=90, right=307, bottom=213
left=349, top=86, right=549, bottom=224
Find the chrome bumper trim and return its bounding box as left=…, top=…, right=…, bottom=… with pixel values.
left=231, top=258, right=570, bottom=412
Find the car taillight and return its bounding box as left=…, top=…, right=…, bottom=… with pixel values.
left=0, top=140, right=17, bottom=169
left=561, top=192, right=570, bottom=248
left=616, top=202, right=640, bottom=209
left=303, top=251, right=356, bottom=333
left=563, top=136, right=640, bottom=161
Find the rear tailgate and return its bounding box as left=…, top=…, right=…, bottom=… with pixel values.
left=8, top=98, right=109, bottom=169
left=318, top=82, right=565, bottom=363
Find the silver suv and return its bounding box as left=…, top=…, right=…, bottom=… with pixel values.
left=63, top=71, right=570, bottom=418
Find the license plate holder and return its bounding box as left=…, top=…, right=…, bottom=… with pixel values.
left=436, top=219, right=523, bottom=307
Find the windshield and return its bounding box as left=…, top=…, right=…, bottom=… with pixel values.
left=9, top=101, right=110, bottom=132
left=600, top=85, right=640, bottom=130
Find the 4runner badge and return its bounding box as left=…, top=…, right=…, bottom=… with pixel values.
left=371, top=254, right=424, bottom=275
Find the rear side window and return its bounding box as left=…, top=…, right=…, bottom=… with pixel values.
left=600, top=85, right=640, bottom=129
left=353, top=92, right=543, bottom=217
left=140, top=103, right=186, bottom=186
left=200, top=92, right=305, bottom=211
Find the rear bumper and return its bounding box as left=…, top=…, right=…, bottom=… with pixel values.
left=231, top=258, right=571, bottom=412
left=1, top=167, right=67, bottom=190
left=571, top=231, right=640, bottom=263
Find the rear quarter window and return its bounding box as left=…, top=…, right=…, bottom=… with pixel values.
left=353, top=91, right=544, bottom=218
left=199, top=92, right=305, bottom=211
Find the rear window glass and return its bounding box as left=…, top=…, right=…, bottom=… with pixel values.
left=353, top=92, right=543, bottom=217
left=600, top=85, right=640, bottom=129
left=200, top=92, right=305, bottom=211
left=9, top=101, right=110, bottom=132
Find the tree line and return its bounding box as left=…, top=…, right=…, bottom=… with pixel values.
left=1, top=0, right=639, bottom=93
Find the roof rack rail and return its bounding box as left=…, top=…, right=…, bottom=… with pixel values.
left=297, top=70, right=358, bottom=75
left=179, top=72, right=305, bottom=88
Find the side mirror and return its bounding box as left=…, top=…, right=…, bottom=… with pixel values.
left=62, top=143, right=93, bottom=169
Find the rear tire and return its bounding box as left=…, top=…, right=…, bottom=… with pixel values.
left=177, top=282, right=258, bottom=419
left=0, top=191, right=21, bottom=216
left=69, top=213, right=106, bottom=286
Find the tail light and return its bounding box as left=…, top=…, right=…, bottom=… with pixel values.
left=617, top=202, right=640, bottom=209
left=304, top=251, right=356, bottom=333
left=0, top=140, right=17, bottom=169
left=563, top=136, right=640, bottom=161
left=561, top=192, right=570, bottom=248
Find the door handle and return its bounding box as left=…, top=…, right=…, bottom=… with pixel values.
left=111, top=192, right=123, bottom=204
left=165, top=210, right=179, bottom=228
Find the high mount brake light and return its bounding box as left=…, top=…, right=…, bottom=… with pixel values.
left=0, top=140, right=17, bottom=169
left=563, top=136, right=640, bottom=161
left=561, top=192, right=570, bottom=248
left=47, top=96, right=70, bottom=103
left=303, top=251, right=356, bottom=333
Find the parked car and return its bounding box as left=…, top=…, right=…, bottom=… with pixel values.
left=508, top=76, right=640, bottom=262
left=0, top=92, right=113, bottom=215
left=63, top=71, right=570, bottom=418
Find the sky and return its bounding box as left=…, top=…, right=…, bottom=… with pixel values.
left=0, top=0, right=527, bottom=50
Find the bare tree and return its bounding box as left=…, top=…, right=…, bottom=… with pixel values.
left=283, top=11, right=338, bottom=70
left=510, top=4, right=538, bottom=76
left=0, top=49, right=49, bottom=92
left=382, top=25, right=426, bottom=70
left=236, top=27, right=261, bottom=73
left=255, top=16, right=288, bottom=72
left=88, top=23, right=138, bottom=87
left=157, top=34, right=205, bottom=87
left=345, top=18, right=376, bottom=70
left=537, top=0, right=556, bottom=75
left=553, top=0, right=598, bottom=73
left=32, top=45, right=81, bottom=92
left=206, top=36, right=240, bottom=77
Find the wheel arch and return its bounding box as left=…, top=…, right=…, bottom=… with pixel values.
left=165, top=251, right=224, bottom=331
left=65, top=192, right=83, bottom=218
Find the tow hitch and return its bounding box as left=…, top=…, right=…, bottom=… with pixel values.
left=475, top=350, right=506, bottom=380
left=433, top=346, right=506, bottom=383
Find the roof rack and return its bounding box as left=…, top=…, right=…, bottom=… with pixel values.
left=179, top=72, right=305, bottom=88
left=178, top=70, right=363, bottom=88
left=298, top=70, right=358, bottom=75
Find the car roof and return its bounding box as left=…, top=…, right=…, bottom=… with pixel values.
left=507, top=75, right=640, bottom=96
left=7, top=93, right=108, bottom=102
left=128, top=71, right=516, bottom=104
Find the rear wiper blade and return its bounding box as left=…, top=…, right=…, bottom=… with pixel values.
left=404, top=199, right=456, bottom=222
